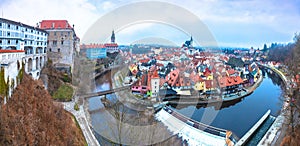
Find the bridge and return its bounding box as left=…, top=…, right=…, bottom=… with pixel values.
left=80, top=85, right=131, bottom=99
left=93, top=65, right=122, bottom=79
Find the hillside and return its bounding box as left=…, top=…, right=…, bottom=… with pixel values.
left=0, top=74, right=85, bottom=145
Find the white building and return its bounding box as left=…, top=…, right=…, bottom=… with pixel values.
left=150, top=71, right=160, bottom=97
left=0, top=50, right=25, bottom=98
left=0, top=18, right=48, bottom=80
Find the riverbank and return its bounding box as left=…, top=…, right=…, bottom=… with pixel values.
left=257, top=64, right=291, bottom=145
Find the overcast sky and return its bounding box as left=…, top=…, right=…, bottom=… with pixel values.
left=1, top=0, right=300, bottom=48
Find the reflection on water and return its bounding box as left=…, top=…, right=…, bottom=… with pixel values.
left=173, top=69, right=284, bottom=138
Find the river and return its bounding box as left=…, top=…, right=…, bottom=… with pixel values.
left=172, top=68, right=284, bottom=138
left=88, top=68, right=285, bottom=144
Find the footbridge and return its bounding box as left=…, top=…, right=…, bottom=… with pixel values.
left=80, top=85, right=131, bottom=99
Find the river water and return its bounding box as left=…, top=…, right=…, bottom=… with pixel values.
left=89, top=68, right=285, bottom=144
left=172, top=69, right=284, bottom=138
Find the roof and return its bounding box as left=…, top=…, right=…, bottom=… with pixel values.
left=80, top=44, right=105, bottom=49
left=40, top=20, right=73, bottom=29
left=0, top=50, right=25, bottom=53
left=218, top=76, right=243, bottom=88
left=104, top=43, right=118, bottom=47
left=227, top=69, right=236, bottom=75
left=0, top=18, right=47, bottom=33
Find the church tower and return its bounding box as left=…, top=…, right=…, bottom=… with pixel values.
left=111, top=30, right=115, bottom=43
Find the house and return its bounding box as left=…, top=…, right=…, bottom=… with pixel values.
left=226, top=69, right=237, bottom=77
left=166, top=69, right=180, bottom=87
left=192, top=73, right=205, bottom=93
left=129, top=64, right=138, bottom=75
left=218, top=76, right=244, bottom=95
left=131, top=86, right=149, bottom=94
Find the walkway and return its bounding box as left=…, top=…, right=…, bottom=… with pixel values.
left=257, top=63, right=291, bottom=145
left=63, top=101, right=100, bottom=146
left=155, top=108, right=232, bottom=146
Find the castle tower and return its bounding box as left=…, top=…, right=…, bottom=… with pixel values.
left=111, top=30, right=115, bottom=43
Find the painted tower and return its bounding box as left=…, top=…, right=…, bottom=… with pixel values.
left=111, top=30, right=115, bottom=43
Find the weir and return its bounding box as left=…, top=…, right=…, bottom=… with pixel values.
left=236, top=109, right=271, bottom=146
left=155, top=106, right=239, bottom=146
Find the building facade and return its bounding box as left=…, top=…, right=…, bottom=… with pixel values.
left=80, top=44, right=107, bottom=59
left=40, top=20, right=79, bottom=74
left=0, top=18, right=48, bottom=80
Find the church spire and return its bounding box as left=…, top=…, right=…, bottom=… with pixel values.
left=111, top=30, right=115, bottom=43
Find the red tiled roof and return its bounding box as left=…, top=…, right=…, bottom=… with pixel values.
left=218, top=76, right=243, bottom=88
left=166, top=69, right=180, bottom=86
left=80, top=44, right=105, bottom=49
left=152, top=70, right=159, bottom=78
left=104, top=43, right=118, bottom=47
left=156, top=63, right=164, bottom=67
left=205, top=80, right=212, bottom=88
left=40, top=20, right=72, bottom=29
left=227, top=69, right=236, bottom=75
left=0, top=50, right=25, bottom=53
left=140, top=58, right=150, bottom=63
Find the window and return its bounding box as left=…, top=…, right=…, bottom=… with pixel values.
left=58, top=48, right=60, bottom=52
left=30, top=41, right=32, bottom=44
left=0, top=39, right=2, bottom=44
left=61, top=32, right=63, bottom=36
left=25, top=34, right=27, bottom=38
left=16, top=40, right=18, bottom=44
left=31, top=30, right=33, bottom=33
left=61, top=41, right=64, bottom=45
left=7, top=32, right=10, bottom=36
left=54, top=32, right=56, bottom=36
left=53, top=40, right=57, bottom=46
left=8, top=40, right=10, bottom=44
left=49, top=48, right=52, bottom=52
left=16, top=26, right=18, bottom=30
left=8, top=24, right=10, bottom=28
left=25, top=28, right=27, bottom=31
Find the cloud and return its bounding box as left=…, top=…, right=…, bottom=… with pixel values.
left=1, top=0, right=99, bottom=38
left=1, top=0, right=299, bottom=48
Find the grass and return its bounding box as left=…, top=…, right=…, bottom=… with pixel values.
left=134, top=94, right=143, bottom=99
left=53, top=84, right=74, bottom=101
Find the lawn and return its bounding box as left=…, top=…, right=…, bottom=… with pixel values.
left=53, top=84, right=74, bottom=101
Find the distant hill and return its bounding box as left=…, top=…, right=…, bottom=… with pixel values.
left=0, top=74, right=85, bottom=145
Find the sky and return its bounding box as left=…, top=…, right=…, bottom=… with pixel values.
left=1, top=0, right=300, bottom=48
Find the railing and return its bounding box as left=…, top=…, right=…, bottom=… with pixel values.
left=163, top=106, right=240, bottom=141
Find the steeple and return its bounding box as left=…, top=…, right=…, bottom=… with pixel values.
left=111, top=30, right=115, bottom=43
left=190, top=36, right=193, bottom=46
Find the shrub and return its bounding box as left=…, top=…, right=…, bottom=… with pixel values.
left=74, top=103, right=79, bottom=111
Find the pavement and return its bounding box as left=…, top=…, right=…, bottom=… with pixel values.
left=63, top=101, right=100, bottom=146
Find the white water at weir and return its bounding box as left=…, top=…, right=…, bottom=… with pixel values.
left=155, top=109, right=227, bottom=146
